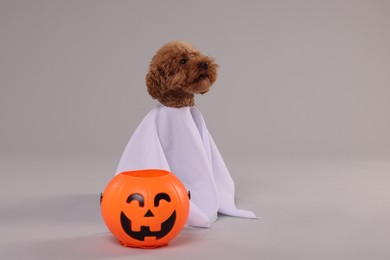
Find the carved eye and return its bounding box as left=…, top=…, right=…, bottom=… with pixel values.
left=154, top=193, right=171, bottom=207
left=179, top=59, right=188, bottom=64
left=126, top=193, right=144, bottom=207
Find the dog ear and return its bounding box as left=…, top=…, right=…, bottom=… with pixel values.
left=146, top=68, right=163, bottom=100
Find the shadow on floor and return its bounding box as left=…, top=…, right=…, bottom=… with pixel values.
left=0, top=194, right=197, bottom=259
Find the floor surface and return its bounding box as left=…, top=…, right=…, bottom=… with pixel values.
left=1, top=155, right=390, bottom=260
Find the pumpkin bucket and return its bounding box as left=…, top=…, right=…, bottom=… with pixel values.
left=100, top=169, right=190, bottom=248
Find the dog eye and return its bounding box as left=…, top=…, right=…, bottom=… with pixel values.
left=179, top=59, right=188, bottom=64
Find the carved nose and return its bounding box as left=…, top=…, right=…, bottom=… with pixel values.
left=199, top=62, right=208, bottom=70
left=144, top=209, right=154, bottom=217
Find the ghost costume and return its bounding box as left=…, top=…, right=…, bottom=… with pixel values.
left=116, top=104, right=256, bottom=227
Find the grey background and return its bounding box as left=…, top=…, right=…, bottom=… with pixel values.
left=1, top=1, right=390, bottom=259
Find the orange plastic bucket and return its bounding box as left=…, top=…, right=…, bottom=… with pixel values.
left=101, top=169, right=190, bottom=248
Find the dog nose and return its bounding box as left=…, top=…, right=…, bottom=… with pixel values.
left=199, top=62, right=208, bottom=70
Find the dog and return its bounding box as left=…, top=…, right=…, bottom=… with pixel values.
left=115, top=41, right=256, bottom=227
left=146, top=41, right=219, bottom=108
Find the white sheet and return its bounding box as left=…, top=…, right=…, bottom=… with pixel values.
left=116, top=104, right=257, bottom=227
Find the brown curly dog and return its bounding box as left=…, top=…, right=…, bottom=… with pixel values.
left=146, top=41, right=218, bottom=108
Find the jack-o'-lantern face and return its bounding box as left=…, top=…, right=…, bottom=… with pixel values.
left=101, top=170, right=190, bottom=248
left=120, top=192, right=176, bottom=241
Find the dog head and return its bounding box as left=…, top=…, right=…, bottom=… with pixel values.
left=146, top=41, right=218, bottom=107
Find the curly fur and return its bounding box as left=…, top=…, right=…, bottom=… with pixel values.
left=146, top=41, right=218, bottom=108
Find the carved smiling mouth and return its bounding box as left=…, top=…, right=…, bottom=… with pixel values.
left=120, top=211, right=176, bottom=241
